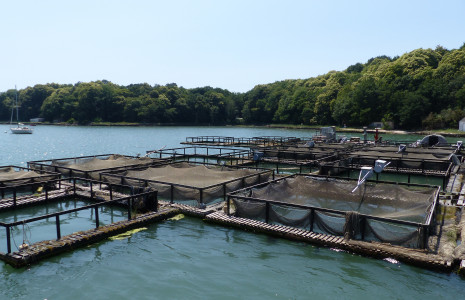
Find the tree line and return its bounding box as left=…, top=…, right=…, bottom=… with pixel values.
left=0, top=82, right=241, bottom=125
left=1, top=44, right=464, bottom=129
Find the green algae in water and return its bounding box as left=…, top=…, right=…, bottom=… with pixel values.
left=168, top=214, right=185, bottom=221
left=108, top=227, right=147, bottom=241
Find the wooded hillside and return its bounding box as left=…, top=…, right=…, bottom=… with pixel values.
left=1, top=44, right=464, bottom=129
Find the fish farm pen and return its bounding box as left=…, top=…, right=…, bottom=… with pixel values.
left=146, top=146, right=253, bottom=165
left=254, top=146, right=340, bottom=161
left=27, top=154, right=169, bottom=180
left=2, top=133, right=465, bottom=274
left=255, top=141, right=365, bottom=152
left=320, top=145, right=461, bottom=189
left=0, top=176, right=169, bottom=267
left=242, top=161, right=318, bottom=175
left=100, top=161, right=274, bottom=206
left=242, top=142, right=369, bottom=174
left=226, top=174, right=440, bottom=249
left=251, top=146, right=340, bottom=169
left=183, top=135, right=304, bottom=147
left=0, top=165, right=60, bottom=188
left=362, top=145, right=462, bottom=155
left=319, top=158, right=454, bottom=189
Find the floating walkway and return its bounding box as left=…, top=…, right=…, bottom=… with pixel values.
left=0, top=188, right=67, bottom=210
left=205, top=211, right=452, bottom=272
left=0, top=208, right=179, bottom=268
left=0, top=180, right=461, bottom=272
left=1, top=143, right=464, bottom=273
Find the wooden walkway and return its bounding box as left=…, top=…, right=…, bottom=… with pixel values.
left=0, top=208, right=179, bottom=268
left=205, top=211, right=452, bottom=272
left=206, top=211, right=347, bottom=247
left=0, top=179, right=459, bottom=271
left=0, top=189, right=68, bottom=211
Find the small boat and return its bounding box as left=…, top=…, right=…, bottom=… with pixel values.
left=11, top=123, right=33, bottom=134
left=10, top=86, right=33, bottom=134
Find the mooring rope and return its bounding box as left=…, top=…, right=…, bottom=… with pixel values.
left=343, top=211, right=360, bottom=240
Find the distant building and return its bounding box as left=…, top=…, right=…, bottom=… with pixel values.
left=459, top=117, right=465, bottom=131
left=30, top=118, right=45, bottom=122
left=369, top=122, right=383, bottom=128
left=369, top=121, right=394, bottom=129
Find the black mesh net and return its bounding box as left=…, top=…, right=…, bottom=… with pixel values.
left=233, top=176, right=437, bottom=248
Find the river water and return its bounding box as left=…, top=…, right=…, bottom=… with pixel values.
left=0, top=125, right=464, bottom=299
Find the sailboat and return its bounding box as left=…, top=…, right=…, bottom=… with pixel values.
left=10, top=86, right=33, bottom=134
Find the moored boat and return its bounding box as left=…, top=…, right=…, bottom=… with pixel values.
left=10, top=123, right=33, bottom=134
left=10, top=87, right=33, bottom=134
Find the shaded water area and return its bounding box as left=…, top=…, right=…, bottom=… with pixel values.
left=1, top=125, right=464, bottom=298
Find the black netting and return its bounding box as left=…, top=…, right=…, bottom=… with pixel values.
left=103, top=164, right=271, bottom=204
left=233, top=176, right=436, bottom=248
left=49, top=155, right=155, bottom=179
left=0, top=167, right=57, bottom=186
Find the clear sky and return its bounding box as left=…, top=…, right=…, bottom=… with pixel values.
left=1, top=0, right=464, bottom=93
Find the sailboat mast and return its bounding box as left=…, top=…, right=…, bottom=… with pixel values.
left=10, top=95, right=14, bottom=125
left=15, top=85, right=19, bottom=125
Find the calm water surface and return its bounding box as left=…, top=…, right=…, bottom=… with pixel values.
left=0, top=125, right=464, bottom=299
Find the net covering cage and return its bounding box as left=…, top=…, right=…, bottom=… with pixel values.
left=366, top=146, right=455, bottom=155
left=347, top=149, right=453, bottom=172
left=232, top=176, right=437, bottom=248
left=103, top=162, right=272, bottom=204
left=350, top=150, right=452, bottom=161
left=47, top=155, right=155, bottom=179
left=0, top=166, right=58, bottom=186
left=261, top=147, right=336, bottom=161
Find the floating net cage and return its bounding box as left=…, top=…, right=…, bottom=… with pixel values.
left=0, top=198, right=128, bottom=254
left=146, top=146, right=252, bottom=166
left=244, top=142, right=367, bottom=175
left=348, top=150, right=456, bottom=162
left=28, top=154, right=168, bottom=180
left=362, top=145, right=460, bottom=156
left=0, top=166, right=60, bottom=199
left=184, top=136, right=303, bottom=147
left=339, top=150, right=456, bottom=178
left=251, top=136, right=302, bottom=146
left=293, top=142, right=364, bottom=151
left=101, top=162, right=274, bottom=207
left=184, top=136, right=236, bottom=145
left=253, top=146, right=341, bottom=163
left=0, top=166, right=60, bottom=187
left=243, top=161, right=317, bottom=175
left=320, top=158, right=452, bottom=189
left=228, top=175, right=440, bottom=248
left=0, top=177, right=158, bottom=254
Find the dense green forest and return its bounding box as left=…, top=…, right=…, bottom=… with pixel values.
left=1, top=44, right=465, bottom=129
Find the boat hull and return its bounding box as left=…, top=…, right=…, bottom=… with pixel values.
left=11, top=128, right=33, bottom=134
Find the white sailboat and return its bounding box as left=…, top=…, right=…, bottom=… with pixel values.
left=10, top=86, right=33, bottom=134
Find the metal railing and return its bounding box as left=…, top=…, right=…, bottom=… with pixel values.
left=146, top=146, right=252, bottom=165
left=0, top=165, right=60, bottom=188
left=100, top=161, right=274, bottom=205
left=226, top=174, right=441, bottom=249
left=27, top=154, right=168, bottom=180
left=319, top=159, right=452, bottom=190
left=0, top=177, right=158, bottom=253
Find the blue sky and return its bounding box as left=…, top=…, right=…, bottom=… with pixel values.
left=1, top=0, right=464, bottom=93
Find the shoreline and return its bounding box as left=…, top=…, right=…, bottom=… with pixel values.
left=2, top=121, right=465, bottom=137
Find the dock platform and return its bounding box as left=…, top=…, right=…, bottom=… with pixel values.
left=205, top=211, right=452, bottom=272
left=0, top=208, right=179, bottom=268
